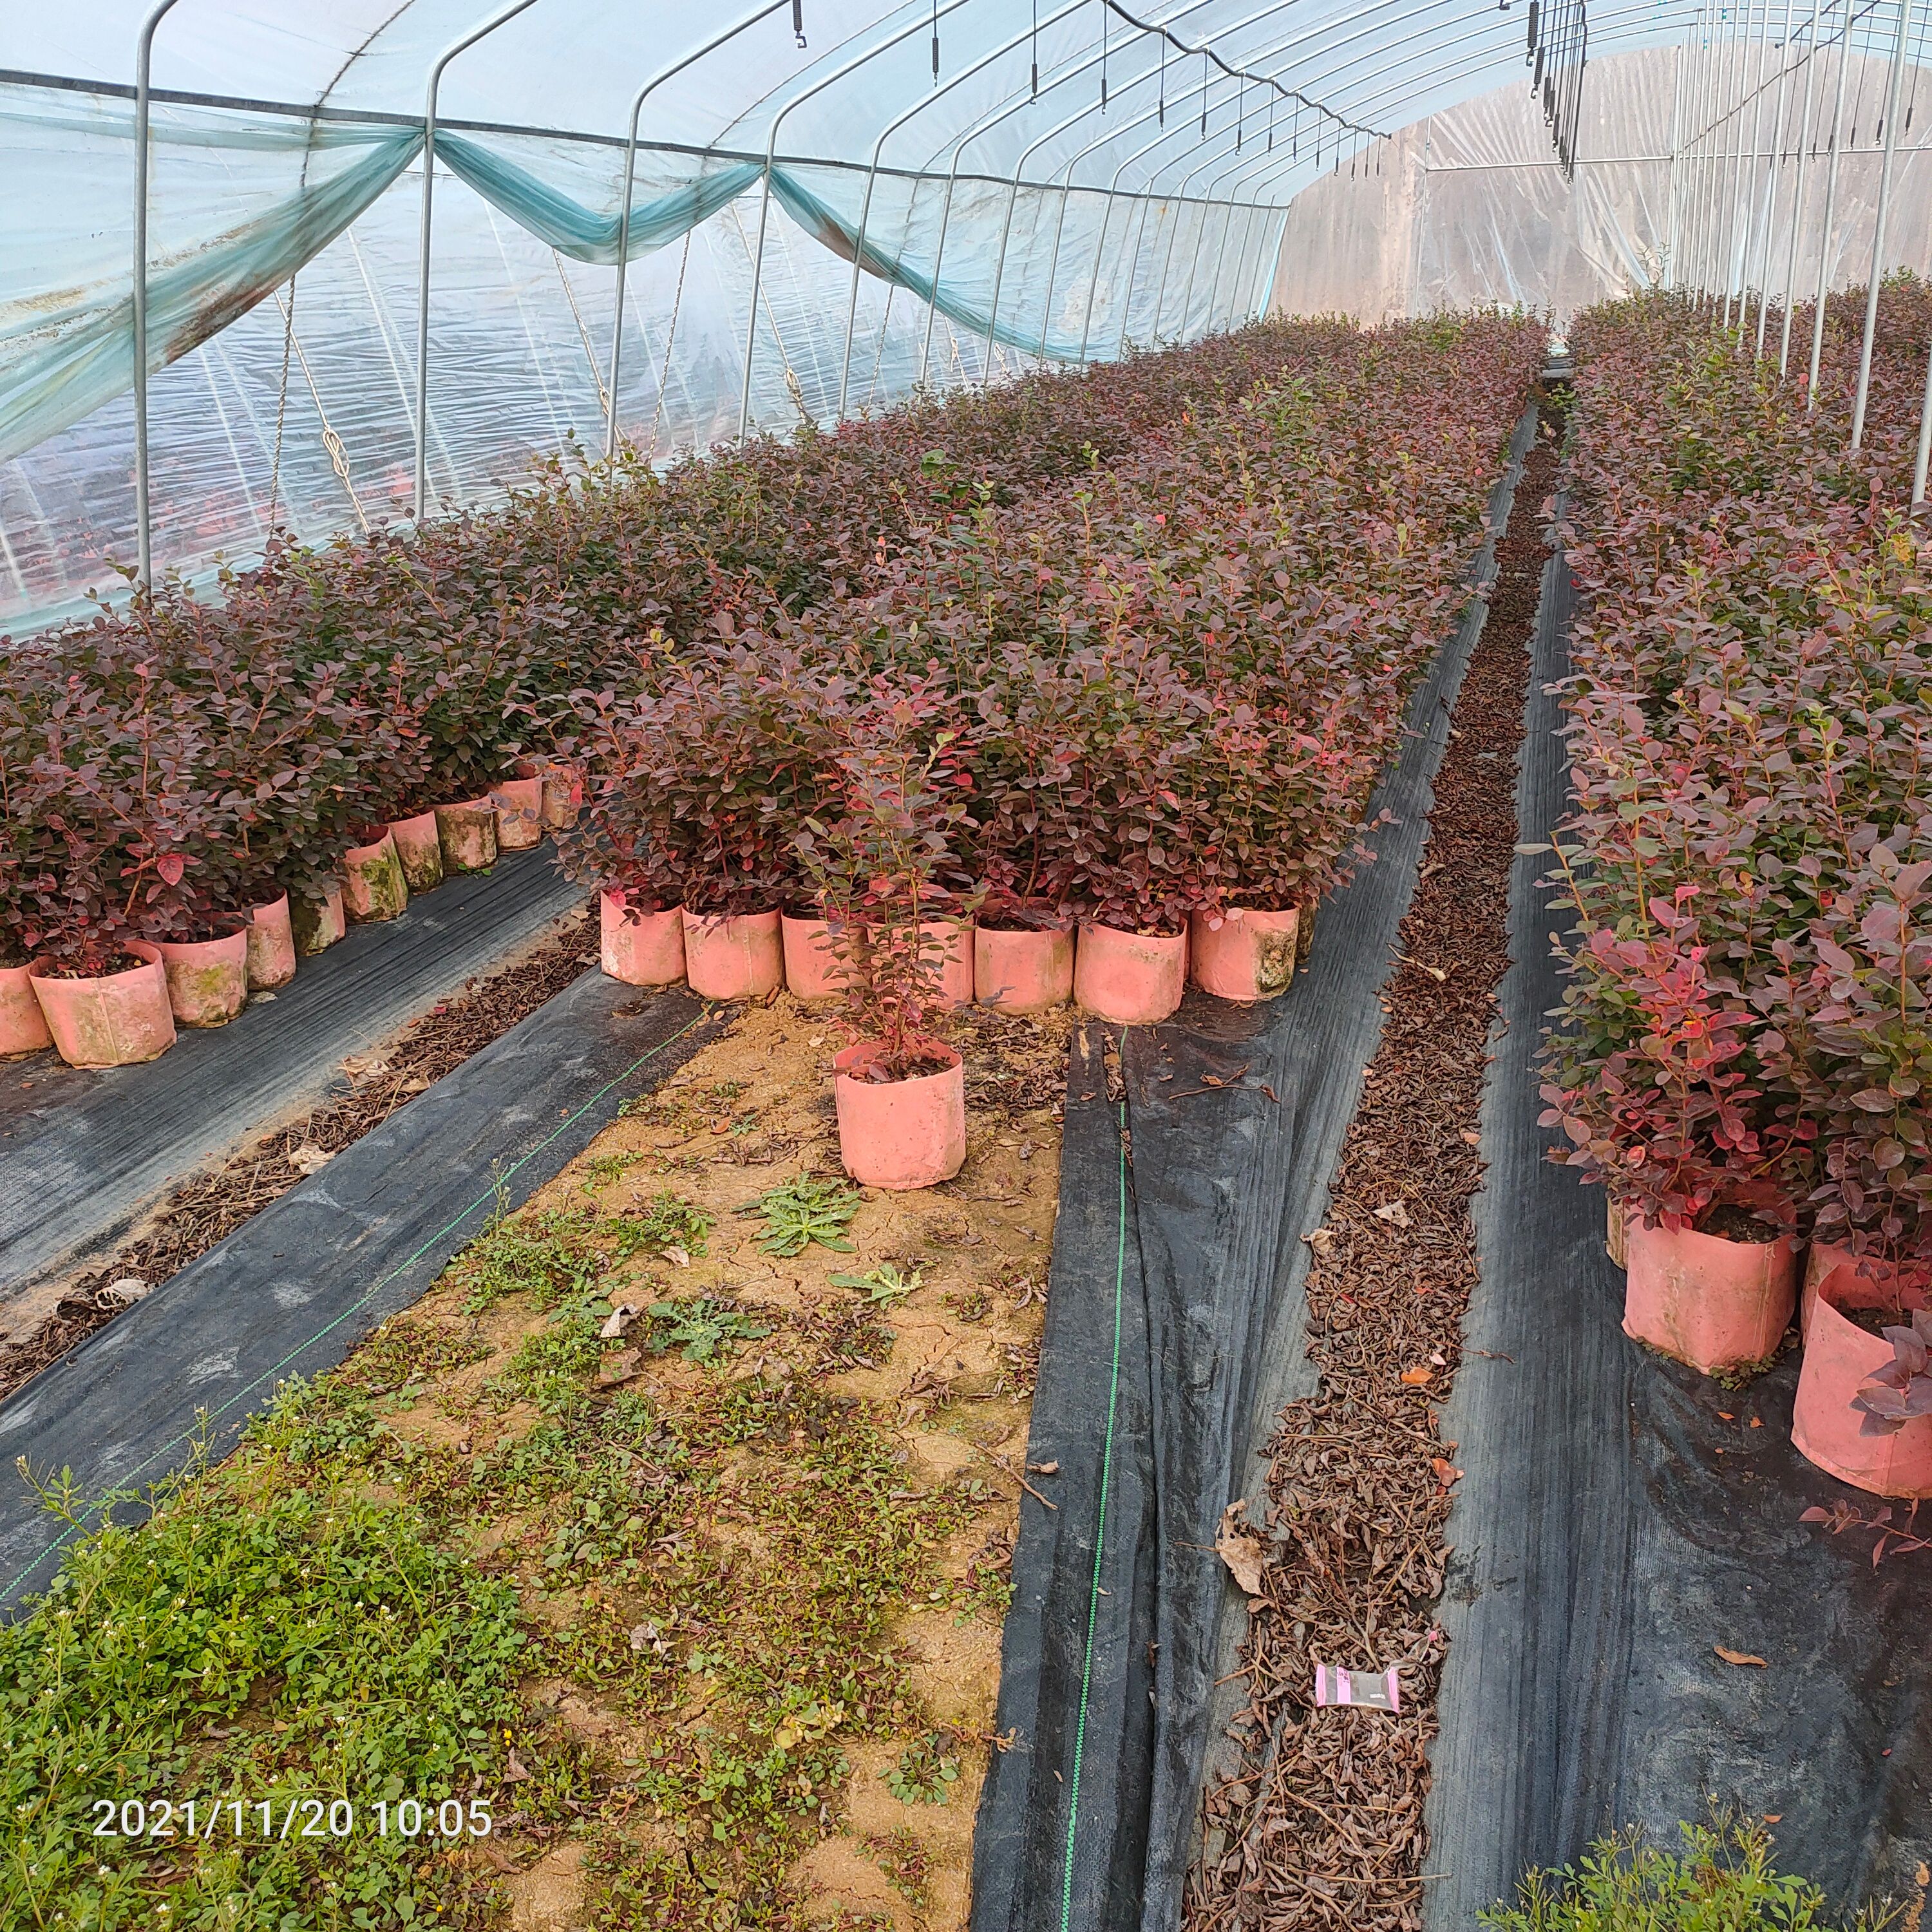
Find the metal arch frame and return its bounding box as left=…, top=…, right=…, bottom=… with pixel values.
left=954, top=0, right=1364, bottom=366
left=907, top=0, right=1404, bottom=373
left=1050, top=34, right=1305, bottom=365
left=132, top=0, right=1826, bottom=576
left=898, top=15, right=1204, bottom=385
left=834, top=0, right=1101, bottom=415
left=133, top=0, right=190, bottom=589
left=606, top=0, right=797, bottom=459
left=736, top=0, right=985, bottom=440
left=413, top=0, right=550, bottom=522
left=819, top=0, right=1354, bottom=403
left=906, top=0, right=1323, bottom=384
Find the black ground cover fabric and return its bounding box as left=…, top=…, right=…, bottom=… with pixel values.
left=1425, top=520, right=1932, bottom=1926
left=972, top=407, right=1540, bottom=1932
left=0, top=844, right=585, bottom=1302
left=0, top=974, right=715, bottom=1610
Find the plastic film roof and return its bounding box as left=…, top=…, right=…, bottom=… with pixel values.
left=10, top=0, right=1920, bottom=629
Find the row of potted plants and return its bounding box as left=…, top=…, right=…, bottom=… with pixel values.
left=0, top=767, right=580, bottom=1069
left=558, top=313, right=1549, bottom=1186
left=1539, top=286, right=1932, bottom=1497
left=1, top=327, right=1359, bottom=1072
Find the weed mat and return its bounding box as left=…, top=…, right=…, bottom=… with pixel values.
left=0, top=909, right=600, bottom=1404
left=974, top=408, right=1544, bottom=1932
left=0, top=973, right=715, bottom=1607
left=1422, top=510, right=1932, bottom=1924
left=0, top=842, right=585, bottom=1310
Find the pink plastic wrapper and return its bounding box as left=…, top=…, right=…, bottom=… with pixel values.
left=1311, top=1662, right=1401, bottom=1711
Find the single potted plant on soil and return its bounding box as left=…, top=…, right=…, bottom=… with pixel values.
left=796, top=694, right=975, bottom=1190
left=1540, top=907, right=1808, bottom=1376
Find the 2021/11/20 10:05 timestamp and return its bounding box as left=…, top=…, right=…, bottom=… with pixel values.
left=91, top=1797, right=493, bottom=1841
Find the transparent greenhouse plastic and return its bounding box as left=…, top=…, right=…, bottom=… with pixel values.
left=9, top=1, right=1932, bottom=631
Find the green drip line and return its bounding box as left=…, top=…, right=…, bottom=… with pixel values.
left=2, top=1007, right=707, bottom=1604
left=1058, top=1097, right=1128, bottom=1931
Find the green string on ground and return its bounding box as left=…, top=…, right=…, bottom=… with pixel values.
left=1059, top=1097, right=1129, bottom=1932
left=3, top=1006, right=708, bottom=1604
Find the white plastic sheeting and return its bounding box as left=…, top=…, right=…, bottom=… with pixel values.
left=22, top=0, right=1914, bottom=630
left=1271, top=44, right=1932, bottom=322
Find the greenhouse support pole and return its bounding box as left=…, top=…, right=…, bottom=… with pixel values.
left=1077, top=191, right=1119, bottom=362
left=1113, top=193, right=1160, bottom=354
left=1696, top=0, right=1727, bottom=303
left=132, top=0, right=188, bottom=591
left=1683, top=0, right=1710, bottom=294
left=1701, top=0, right=1729, bottom=300
left=1255, top=204, right=1287, bottom=316
left=1163, top=175, right=1220, bottom=341
left=739, top=0, right=977, bottom=440
left=1180, top=194, right=1233, bottom=340
left=1034, top=175, right=1081, bottom=363
left=1912, top=336, right=1932, bottom=501
left=1779, top=0, right=1825, bottom=372
left=1727, top=0, right=1757, bottom=321
left=837, top=0, right=1093, bottom=417
left=1666, top=43, right=1685, bottom=283
left=983, top=121, right=1073, bottom=381
left=607, top=0, right=792, bottom=460
left=1730, top=0, right=1768, bottom=328
left=1204, top=202, right=1244, bottom=331
left=1850, top=0, right=1915, bottom=450
left=1703, top=0, right=1727, bottom=309
left=1754, top=0, right=1798, bottom=354
left=1809, top=0, right=1854, bottom=402
left=414, top=0, right=546, bottom=523
left=1214, top=204, right=1259, bottom=327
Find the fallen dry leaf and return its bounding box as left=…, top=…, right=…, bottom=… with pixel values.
left=1372, top=1200, right=1412, bottom=1228
left=663, top=1244, right=692, bottom=1269
left=289, top=1145, right=334, bottom=1176
left=1460, top=1129, right=1481, bottom=1146
left=341, top=1054, right=392, bottom=1082
left=100, top=1277, right=149, bottom=1307
left=1304, top=1227, right=1338, bottom=1256
left=599, top=1303, right=640, bottom=1340
left=1215, top=1501, right=1270, bottom=1598
left=1430, top=1458, right=1464, bottom=1486
left=1400, top=1366, right=1434, bottom=1387
left=596, top=1348, right=641, bottom=1387
left=504, top=1750, right=532, bottom=1781
left=1714, top=1645, right=1768, bottom=1668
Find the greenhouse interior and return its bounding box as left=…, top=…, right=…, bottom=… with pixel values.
left=5, top=0, right=1932, bottom=1926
